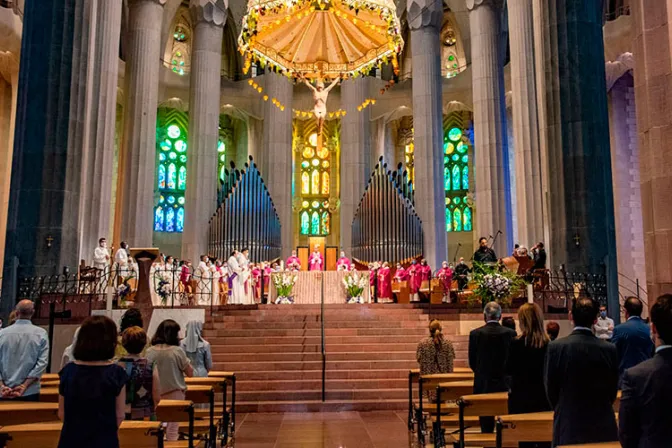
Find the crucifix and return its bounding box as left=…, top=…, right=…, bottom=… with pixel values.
left=46, top=235, right=54, bottom=249
left=573, top=233, right=580, bottom=247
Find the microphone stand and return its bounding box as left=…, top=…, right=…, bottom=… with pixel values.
left=453, top=243, right=461, bottom=263
left=490, top=230, right=502, bottom=251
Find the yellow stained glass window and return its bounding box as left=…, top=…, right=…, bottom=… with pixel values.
left=311, top=169, right=320, bottom=194
left=301, top=172, right=310, bottom=194
left=321, top=172, right=330, bottom=195
left=317, top=146, right=329, bottom=159
left=303, top=146, right=315, bottom=158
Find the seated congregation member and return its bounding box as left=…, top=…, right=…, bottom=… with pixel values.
left=545, top=321, right=560, bottom=341
left=180, top=320, right=213, bottom=377
left=468, top=302, right=516, bottom=433
left=58, top=316, right=127, bottom=448
left=118, top=326, right=159, bottom=420
left=612, top=296, right=653, bottom=381
left=416, top=320, right=455, bottom=401
left=0, top=300, right=49, bottom=401
left=115, top=308, right=144, bottom=358
left=60, top=327, right=80, bottom=369
left=544, top=298, right=618, bottom=447
left=506, top=304, right=551, bottom=447
left=146, top=319, right=194, bottom=441
left=619, top=294, right=672, bottom=448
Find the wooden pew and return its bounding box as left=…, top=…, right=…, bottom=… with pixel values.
left=206, top=371, right=236, bottom=440
left=557, top=444, right=620, bottom=448
left=184, top=384, right=216, bottom=444
left=416, top=379, right=473, bottom=445
left=0, top=421, right=163, bottom=448
left=450, top=392, right=509, bottom=448
left=41, top=374, right=59, bottom=382
left=38, top=388, right=59, bottom=403
left=155, top=400, right=195, bottom=448
left=495, top=412, right=554, bottom=448
left=0, top=403, right=59, bottom=425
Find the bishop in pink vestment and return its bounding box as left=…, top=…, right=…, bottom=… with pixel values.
left=309, top=247, right=323, bottom=271
left=286, top=250, right=301, bottom=271
left=418, top=259, right=432, bottom=291
left=252, top=265, right=262, bottom=299
left=408, top=261, right=420, bottom=294
left=336, top=251, right=351, bottom=271
left=437, top=261, right=453, bottom=295
left=393, top=264, right=409, bottom=283
left=377, top=262, right=392, bottom=299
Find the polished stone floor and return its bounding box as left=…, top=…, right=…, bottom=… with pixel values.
left=233, top=411, right=416, bottom=448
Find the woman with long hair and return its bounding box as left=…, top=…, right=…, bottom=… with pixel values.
left=506, top=303, right=551, bottom=447
left=416, top=320, right=455, bottom=401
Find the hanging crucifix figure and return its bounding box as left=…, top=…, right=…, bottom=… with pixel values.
left=301, top=75, right=340, bottom=135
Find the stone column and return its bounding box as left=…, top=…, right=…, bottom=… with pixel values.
left=75, top=0, right=123, bottom=265
left=181, top=0, right=226, bottom=262
left=340, top=77, right=371, bottom=256
left=118, top=0, right=166, bottom=247
left=407, top=0, right=447, bottom=268
left=0, top=53, right=18, bottom=276
left=508, top=0, right=544, bottom=246
left=467, top=0, right=512, bottom=256
left=540, top=0, right=619, bottom=317
left=632, top=0, right=672, bottom=300
left=262, top=73, right=293, bottom=258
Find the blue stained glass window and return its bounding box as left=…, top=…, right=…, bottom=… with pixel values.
left=311, top=212, right=320, bottom=235
left=178, top=166, right=186, bottom=190
left=448, top=128, right=462, bottom=142
left=446, top=212, right=452, bottom=232
left=444, top=124, right=472, bottom=233
left=463, top=207, right=472, bottom=231
left=444, top=167, right=450, bottom=191
left=154, top=207, right=164, bottom=231
left=167, top=163, right=176, bottom=189
left=453, top=208, right=462, bottom=232
left=158, top=165, right=166, bottom=189
left=165, top=207, right=175, bottom=232
left=452, top=165, right=460, bottom=191
left=462, top=166, right=469, bottom=189
left=176, top=207, right=184, bottom=232
left=301, top=211, right=310, bottom=234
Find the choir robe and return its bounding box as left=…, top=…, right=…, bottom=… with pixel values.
left=309, top=252, right=324, bottom=271
left=437, top=267, right=453, bottom=293
left=336, top=257, right=351, bottom=271
left=377, top=267, right=392, bottom=299
left=408, top=265, right=420, bottom=293
left=286, top=256, right=301, bottom=271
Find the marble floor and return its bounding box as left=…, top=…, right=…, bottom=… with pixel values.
left=233, top=411, right=418, bottom=448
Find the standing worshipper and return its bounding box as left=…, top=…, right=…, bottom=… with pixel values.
left=309, top=245, right=324, bottom=271
left=530, top=242, right=547, bottom=271
left=115, top=308, right=145, bottom=359
left=454, top=257, right=470, bottom=291
left=57, top=316, right=127, bottom=448
left=611, top=297, right=654, bottom=382
left=336, top=251, right=351, bottom=271
left=60, top=327, right=80, bottom=369
left=416, top=320, right=455, bottom=401
left=594, top=305, right=615, bottom=340
left=545, top=321, right=560, bottom=341
left=286, top=250, right=301, bottom=271
left=117, top=326, right=159, bottom=421
left=180, top=321, right=213, bottom=378
left=619, top=294, right=672, bottom=448
left=377, top=262, right=393, bottom=302
left=473, top=237, right=497, bottom=265
left=0, top=300, right=49, bottom=401
left=115, top=242, right=129, bottom=273
left=437, top=261, right=453, bottom=303
left=468, top=302, right=516, bottom=433
left=93, top=238, right=111, bottom=270
left=544, top=298, right=619, bottom=446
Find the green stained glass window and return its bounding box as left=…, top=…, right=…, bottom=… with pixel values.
left=300, top=211, right=310, bottom=234
left=167, top=125, right=181, bottom=139
left=444, top=124, right=472, bottom=233
left=452, top=165, right=460, bottom=191
left=463, top=207, right=472, bottom=231
left=453, top=208, right=462, bottom=232
left=311, top=211, right=320, bottom=234
left=448, top=127, right=462, bottom=142
left=155, top=109, right=188, bottom=233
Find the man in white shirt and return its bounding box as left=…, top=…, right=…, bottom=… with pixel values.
left=92, top=238, right=110, bottom=270
left=594, top=305, right=615, bottom=340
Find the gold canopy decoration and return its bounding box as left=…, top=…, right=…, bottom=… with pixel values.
left=238, top=0, right=403, bottom=79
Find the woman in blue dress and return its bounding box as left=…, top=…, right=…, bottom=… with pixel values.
left=58, top=315, right=127, bottom=448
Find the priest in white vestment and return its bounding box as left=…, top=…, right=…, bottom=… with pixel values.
left=237, top=249, right=254, bottom=304
left=227, top=251, right=245, bottom=304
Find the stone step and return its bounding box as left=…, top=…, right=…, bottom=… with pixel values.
left=209, top=313, right=430, bottom=323
left=212, top=351, right=419, bottom=363
left=210, top=341, right=469, bottom=354
left=204, top=327, right=429, bottom=337
left=204, top=320, right=429, bottom=330
left=214, top=359, right=419, bottom=371
left=206, top=334, right=468, bottom=346
left=233, top=399, right=408, bottom=413
left=234, top=378, right=411, bottom=391
left=234, top=388, right=410, bottom=402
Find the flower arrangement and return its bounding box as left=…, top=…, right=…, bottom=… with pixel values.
left=273, top=271, right=297, bottom=304
left=343, top=270, right=368, bottom=304
left=471, top=263, right=524, bottom=308
left=157, top=279, right=172, bottom=305
left=116, top=274, right=136, bottom=307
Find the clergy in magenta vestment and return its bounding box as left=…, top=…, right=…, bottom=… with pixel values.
left=437, top=262, right=453, bottom=293
left=408, top=262, right=420, bottom=293
left=309, top=249, right=323, bottom=271
left=336, top=251, right=351, bottom=271
left=393, top=264, right=409, bottom=283
left=377, top=263, right=392, bottom=299
left=418, top=259, right=432, bottom=292
left=227, top=253, right=245, bottom=305
left=286, top=250, right=301, bottom=271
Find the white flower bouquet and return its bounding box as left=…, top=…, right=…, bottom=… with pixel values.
left=273, top=271, right=297, bottom=304
left=472, top=263, right=524, bottom=307
left=156, top=279, right=172, bottom=305
left=343, top=270, right=368, bottom=304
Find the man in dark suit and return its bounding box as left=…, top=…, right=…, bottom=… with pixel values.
left=611, top=296, right=653, bottom=381
left=468, top=301, right=516, bottom=433
left=619, top=294, right=672, bottom=448
left=544, top=298, right=619, bottom=446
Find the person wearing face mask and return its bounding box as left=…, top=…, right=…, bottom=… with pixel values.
left=454, top=257, right=471, bottom=291
left=594, top=305, right=615, bottom=340
left=437, top=261, right=453, bottom=303
left=93, top=238, right=111, bottom=270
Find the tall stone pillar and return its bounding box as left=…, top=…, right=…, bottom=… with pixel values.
left=73, top=0, right=123, bottom=265
left=467, top=0, right=512, bottom=256
left=118, top=0, right=166, bottom=247
left=0, top=53, right=18, bottom=276
left=340, top=77, right=371, bottom=256
left=632, top=0, right=672, bottom=300
left=408, top=0, right=448, bottom=268
left=262, top=73, right=293, bottom=258
left=1, top=0, right=78, bottom=319
left=181, top=0, right=226, bottom=262
left=508, top=0, right=544, bottom=246
left=540, top=0, right=619, bottom=317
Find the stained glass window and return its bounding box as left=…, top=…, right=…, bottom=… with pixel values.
left=169, top=20, right=190, bottom=75
left=154, top=108, right=188, bottom=233
left=299, top=132, right=332, bottom=236
left=444, top=126, right=472, bottom=232
left=405, top=142, right=415, bottom=184
left=217, top=140, right=226, bottom=182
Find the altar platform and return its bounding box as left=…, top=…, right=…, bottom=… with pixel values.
left=268, top=271, right=371, bottom=304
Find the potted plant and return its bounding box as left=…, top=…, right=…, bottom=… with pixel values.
left=273, top=271, right=297, bottom=304
left=343, top=270, right=368, bottom=304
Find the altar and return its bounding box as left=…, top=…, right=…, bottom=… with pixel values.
left=269, top=271, right=371, bottom=304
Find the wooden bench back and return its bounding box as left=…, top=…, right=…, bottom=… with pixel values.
left=420, top=373, right=474, bottom=389
left=41, top=374, right=59, bottom=382
left=155, top=399, right=193, bottom=423
left=459, top=392, right=509, bottom=417
left=0, top=403, right=59, bottom=426
left=207, top=371, right=235, bottom=381
left=38, top=388, right=59, bottom=403
left=185, top=377, right=225, bottom=392
left=0, top=421, right=162, bottom=448
left=498, top=412, right=554, bottom=446
left=436, top=381, right=474, bottom=402
left=185, top=385, right=214, bottom=404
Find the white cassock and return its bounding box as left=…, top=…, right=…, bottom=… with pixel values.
left=227, top=256, right=244, bottom=304
left=195, top=261, right=212, bottom=305
left=115, top=248, right=128, bottom=278
left=93, top=247, right=109, bottom=270
left=236, top=254, right=254, bottom=304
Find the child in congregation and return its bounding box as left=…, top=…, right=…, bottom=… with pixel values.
left=118, top=326, right=160, bottom=420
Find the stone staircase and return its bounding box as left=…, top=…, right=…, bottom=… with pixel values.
left=204, top=304, right=468, bottom=412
